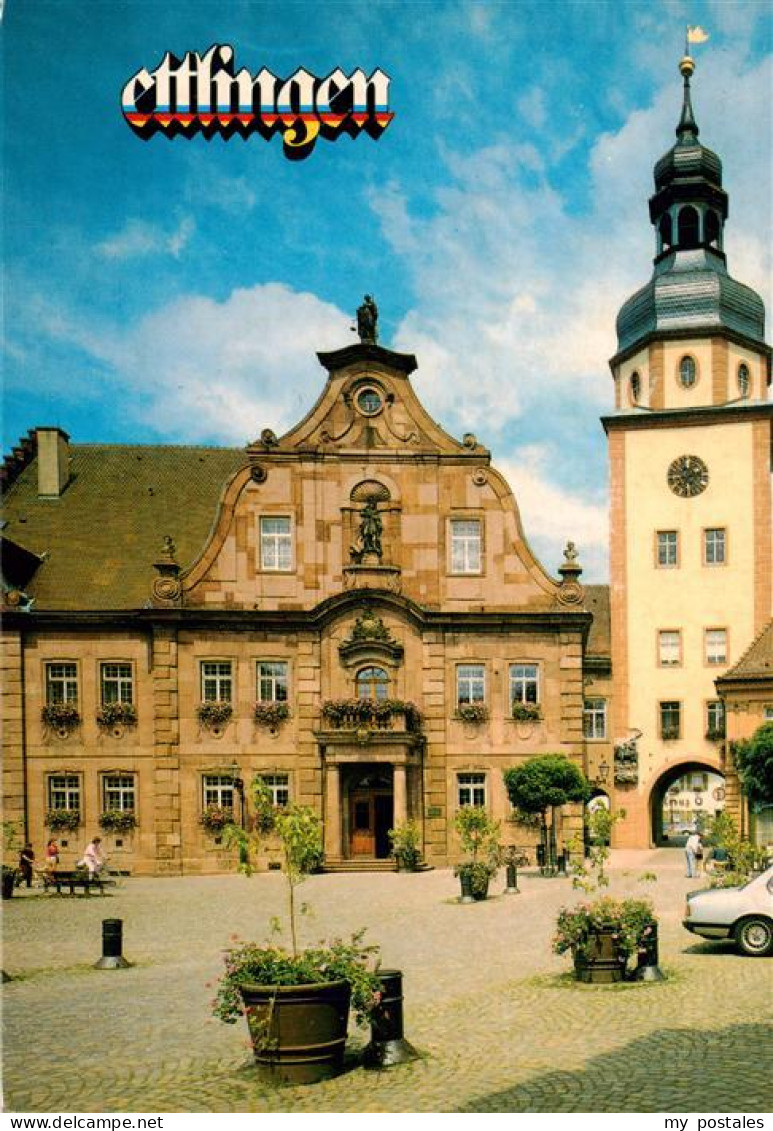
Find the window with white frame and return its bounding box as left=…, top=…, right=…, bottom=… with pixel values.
left=510, top=663, right=539, bottom=705
left=660, top=701, right=681, bottom=740
left=705, top=629, right=728, bottom=666
left=656, top=531, right=679, bottom=568
left=200, top=661, right=233, bottom=703
left=706, top=701, right=725, bottom=738
left=704, top=528, right=726, bottom=565
left=450, top=519, right=482, bottom=574
left=457, top=772, right=487, bottom=808
left=48, top=774, right=80, bottom=811
left=101, top=662, right=133, bottom=705
left=102, top=774, right=136, bottom=812
left=257, top=661, right=289, bottom=703
left=658, top=630, right=682, bottom=666
left=202, top=775, right=235, bottom=810
left=456, top=664, right=485, bottom=706
left=258, top=773, right=290, bottom=808
left=583, top=698, right=607, bottom=740
left=259, top=516, right=292, bottom=571
left=45, top=662, right=78, bottom=705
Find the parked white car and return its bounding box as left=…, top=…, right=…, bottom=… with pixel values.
left=683, top=865, right=773, bottom=956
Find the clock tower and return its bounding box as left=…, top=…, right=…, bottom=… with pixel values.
left=603, top=54, right=772, bottom=847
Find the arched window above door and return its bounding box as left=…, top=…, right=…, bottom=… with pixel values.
left=356, top=666, right=390, bottom=700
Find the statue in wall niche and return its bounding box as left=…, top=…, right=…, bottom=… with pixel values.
left=356, top=294, right=379, bottom=344
left=350, top=498, right=383, bottom=562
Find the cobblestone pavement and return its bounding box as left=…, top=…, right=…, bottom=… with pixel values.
left=3, top=850, right=772, bottom=1113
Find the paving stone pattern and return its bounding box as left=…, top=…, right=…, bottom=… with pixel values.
left=3, top=850, right=772, bottom=1113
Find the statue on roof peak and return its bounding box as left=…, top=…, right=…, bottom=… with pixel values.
left=356, top=294, right=379, bottom=344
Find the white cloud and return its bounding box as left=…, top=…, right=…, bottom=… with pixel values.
left=96, top=216, right=195, bottom=260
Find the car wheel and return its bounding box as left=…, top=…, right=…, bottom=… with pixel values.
left=734, top=917, right=773, bottom=957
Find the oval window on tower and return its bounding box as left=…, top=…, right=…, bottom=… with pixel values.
left=678, top=355, right=697, bottom=389
left=738, top=363, right=750, bottom=398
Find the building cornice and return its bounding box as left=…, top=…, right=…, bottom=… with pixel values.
left=601, top=401, right=773, bottom=434
left=609, top=327, right=772, bottom=374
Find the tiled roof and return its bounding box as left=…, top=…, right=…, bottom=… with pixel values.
left=2, top=445, right=245, bottom=609
left=584, top=584, right=610, bottom=656
left=719, top=620, right=773, bottom=681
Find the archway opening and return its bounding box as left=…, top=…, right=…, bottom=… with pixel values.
left=650, top=761, right=725, bottom=847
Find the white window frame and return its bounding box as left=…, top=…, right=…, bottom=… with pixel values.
left=450, top=518, right=482, bottom=575
left=100, top=662, right=134, bottom=705
left=658, top=630, right=682, bottom=667
left=257, top=661, right=289, bottom=703
left=202, top=774, right=235, bottom=810
left=48, top=773, right=81, bottom=811
left=660, top=701, right=681, bottom=739
left=706, top=701, right=725, bottom=736
left=509, top=663, right=539, bottom=705
left=656, top=531, right=679, bottom=568
left=200, top=661, right=233, bottom=703
left=258, top=773, right=290, bottom=808
left=259, top=515, right=293, bottom=572
left=102, top=774, right=136, bottom=812
left=457, top=772, right=487, bottom=808
left=704, top=528, right=726, bottom=566
left=583, top=698, right=607, bottom=740
left=705, top=628, right=728, bottom=666
left=45, top=662, right=78, bottom=705
left=456, top=664, right=485, bottom=706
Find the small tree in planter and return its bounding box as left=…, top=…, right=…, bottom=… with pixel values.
left=504, top=754, right=590, bottom=873
left=554, top=806, right=658, bottom=983
left=453, top=806, right=501, bottom=901
left=213, top=777, right=381, bottom=1083
left=388, top=819, right=421, bottom=872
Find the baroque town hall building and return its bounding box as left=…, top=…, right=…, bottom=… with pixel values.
left=2, top=59, right=771, bottom=872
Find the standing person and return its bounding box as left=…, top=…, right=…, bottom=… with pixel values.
left=77, top=836, right=104, bottom=877
left=685, top=829, right=703, bottom=878
left=45, top=838, right=59, bottom=871
left=18, top=843, right=35, bottom=888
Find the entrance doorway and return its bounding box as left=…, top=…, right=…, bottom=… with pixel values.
left=345, top=766, right=394, bottom=859
left=650, top=761, right=725, bottom=846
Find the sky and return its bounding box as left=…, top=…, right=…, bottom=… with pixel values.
left=2, top=0, right=771, bottom=582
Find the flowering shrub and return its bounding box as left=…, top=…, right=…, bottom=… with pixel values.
left=553, top=896, right=656, bottom=961
left=457, top=703, right=489, bottom=724
left=321, top=698, right=421, bottom=731
left=253, top=702, right=290, bottom=728
left=45, top=809, right=81, bottom=832
left=200, top=805, right=235, bottom=834
left=197, top=702, right=234, bottom=729
left=99, top=810, right=137, bottom=833
left=97, top=702, right=137, bottom=728
left=41, top=704, right=81, bottom=731
left=388, top=820, right=422, bottom=870
left=511, top=701, right=542, bottom=722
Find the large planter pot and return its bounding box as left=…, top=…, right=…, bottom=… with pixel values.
left=574, top=929, right=628, bottom=984
left=239, top=978, right=351, bottom=1085
left=396, top=857, right=417, bottom=873
left=2, top=870, right=16, bottom=900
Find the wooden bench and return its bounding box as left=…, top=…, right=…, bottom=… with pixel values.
left=46, top=870, right=116, bottom=896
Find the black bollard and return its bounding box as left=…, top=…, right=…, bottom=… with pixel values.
left=634, top=922, right=666, bottom=982
left=504, top=861, right=520, bottom=894
left=363, top=969, right=419, bottom=1068
left=94, top=918, right=131, bottom=969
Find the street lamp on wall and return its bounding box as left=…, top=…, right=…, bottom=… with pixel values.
left=597, top=760, right=610, bottom=786
left=228, top=762, right=245, bottom=828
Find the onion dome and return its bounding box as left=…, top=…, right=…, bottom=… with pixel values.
left=615, top=55, right=766, bottom=355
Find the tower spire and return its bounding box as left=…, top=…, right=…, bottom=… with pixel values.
left=676, top=52, right=699, bottom=142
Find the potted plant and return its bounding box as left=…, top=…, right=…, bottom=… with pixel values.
left=96, top=702, right=138, bottom=729
left=200, top=804, right=235, bottom=835
left=196, top=701, right=234, bottom=730
left=2, top=820, right=21, bottom=900
left=453, top=806, right=500, bottom=901
left=99, top=810, right=137, bottom=833
left=504, top=754, right=590, bottom=874
left=213, top=777, right=381, bottom=1083
left=511, top=701, right=542, bottom=722
left=457, top=703, right=489, bottom=724
left=41, top=703, right=81, bottom=734
left=388, top=819, right=421, bottom=872
left=45, top=808, right=81, bottom=832
left=554, top=806, right=658, bottom=983
left=320, top=698, right=421, bottom=732
left=253, top=702, right=291, bottom=729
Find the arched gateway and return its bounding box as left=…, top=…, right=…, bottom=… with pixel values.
left=650, top=760, right=726, bottom=847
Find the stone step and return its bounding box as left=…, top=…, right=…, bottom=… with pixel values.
left=322, top=858, right=434, bottom=874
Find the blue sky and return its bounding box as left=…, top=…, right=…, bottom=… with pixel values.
left=3, top=0, right=771, bottom=581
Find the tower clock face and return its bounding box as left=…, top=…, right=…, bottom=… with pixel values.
left=667, top=454, right=709, bottom=498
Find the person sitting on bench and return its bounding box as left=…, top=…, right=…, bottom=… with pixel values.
left=77, top=836, right=105, bottom=878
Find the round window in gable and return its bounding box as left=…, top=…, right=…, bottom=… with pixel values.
left=738, top=363, right=750, bottom=398
left=355, top=386, right=384, bottom=416
left=678, top=355, right=697, bottom=389
left=630, top=371, right=641, bottom=403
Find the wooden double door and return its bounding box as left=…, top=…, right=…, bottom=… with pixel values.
left=348, top=770, right=394, bottom=859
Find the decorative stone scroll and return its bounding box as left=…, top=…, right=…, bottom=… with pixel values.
left=556, top=541, right=585, bottom=606
left=151, top=534, right=182, bottom=607
left=614, top=734, right=640, bottom=785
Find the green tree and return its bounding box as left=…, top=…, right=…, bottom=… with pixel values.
left=734, top=722, right=773, bottom=807
left=503, top=754, right=590, bottom=866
